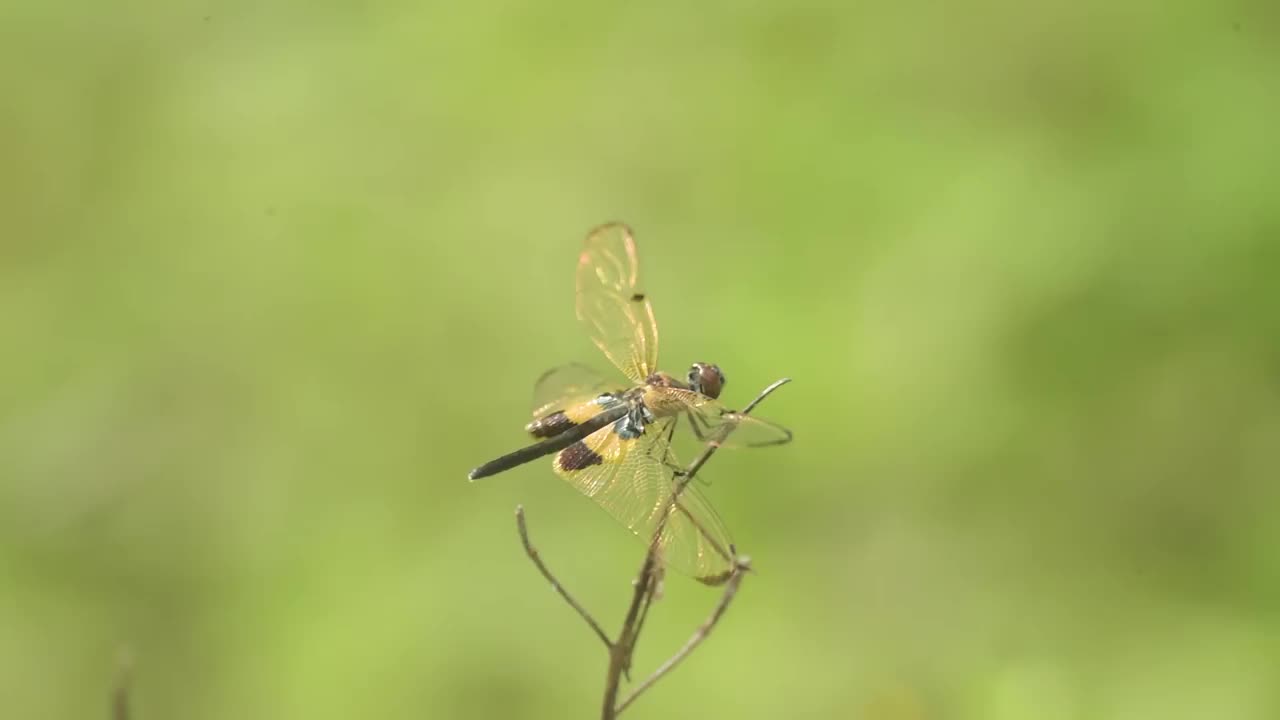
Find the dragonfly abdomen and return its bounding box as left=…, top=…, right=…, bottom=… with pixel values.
left=526, top=410, right=573, bottom=438
left=526, top=393, right=624, bottom=438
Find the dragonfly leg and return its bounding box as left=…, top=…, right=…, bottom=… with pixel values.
left=685, top=410, right=711, bottom=441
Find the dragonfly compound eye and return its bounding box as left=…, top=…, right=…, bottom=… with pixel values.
left=688, top=362, right=725, bottom=399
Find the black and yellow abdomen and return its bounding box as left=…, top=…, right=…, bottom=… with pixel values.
left=525, top=393, right=622, bottom=438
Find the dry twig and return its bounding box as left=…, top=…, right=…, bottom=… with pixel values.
left=517, top=505, right=612, bottom=651
left=514, top=378, right=791, bottom=719
left=615, top=555, right=751, bottom=714
left=113, top=647, right=133, bottom=720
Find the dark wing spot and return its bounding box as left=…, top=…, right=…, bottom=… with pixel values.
left=558, top=441, right=604, bottom=472
left=526, top=410, right=574, bottom=438
left=630, top=293, right=646, bottom=302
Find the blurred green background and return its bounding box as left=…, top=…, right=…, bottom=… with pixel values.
left=3, top=1, right=1279, bottom=718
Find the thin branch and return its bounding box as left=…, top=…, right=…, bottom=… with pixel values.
left=740, top=376, right=793, bottom=415
left=615, top=556, right=751, bottom=714
left=516, top=505, right=613, bottom=651
left=113, top=647, right=133, bottom=720
left=510, top=378, right=792, bottom=720
left=601, top=551, right=658, bottom=718
left=601, top=377, right=792, bottom=719
left=628, top=566, right=662, bottom=664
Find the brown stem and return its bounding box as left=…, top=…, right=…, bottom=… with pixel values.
left=615, top=556, right=751, bottom=714
left=511, top=379, right=792, bottom=720
left=601, top=378, right=791, bottom=719
left=113, top=647, right=133, bottom=720
left=516, top=505, right=613, bottom=651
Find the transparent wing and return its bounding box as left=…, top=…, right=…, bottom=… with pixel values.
left=575, top=223, right=659, bottom=384
left=646, top=387, right=794, bottom=448
left=552, top=417, right=736, bottom=585
left=530, top=362, right=619, bottom=418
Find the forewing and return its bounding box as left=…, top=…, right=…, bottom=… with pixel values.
left=648, top=387, right=793, bottom=448
left=575, top=223, right=659, bottom=384
left=530, top=363, right=618, bottom=418
left=551, top=417, right=736, bottom=585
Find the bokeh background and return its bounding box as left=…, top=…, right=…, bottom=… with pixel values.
left=3, top=1, right=1278, bottom=718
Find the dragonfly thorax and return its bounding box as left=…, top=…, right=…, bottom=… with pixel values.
left=641, top=364, right=725, bottom=401
left=615, top=394, right=657, bottom=440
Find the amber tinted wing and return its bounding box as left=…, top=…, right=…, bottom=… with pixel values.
left=530, top=363, right=619, bottom=419
left=551, top=417, right=736, bottom=585
left=645, top=387, right=793, bottom=448
left=575, top=223, right=659, bottom=384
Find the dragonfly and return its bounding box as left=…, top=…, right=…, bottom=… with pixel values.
left=468, top=222, right=791, bottom=585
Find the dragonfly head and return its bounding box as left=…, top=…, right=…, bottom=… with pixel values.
left=688, top=362, right=726, bottom=399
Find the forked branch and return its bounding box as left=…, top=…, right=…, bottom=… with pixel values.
left=513, top=378, right=792, bottom=720
left=516, top=505, right=612, bottom=651
left=615, top=555, right=751, bottom=714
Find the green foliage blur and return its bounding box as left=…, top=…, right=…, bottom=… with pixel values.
left=3, top=1, right=1278, bottom=718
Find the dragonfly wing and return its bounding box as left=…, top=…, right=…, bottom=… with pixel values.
left=575, top=223, right=659, bottom=384
left=647, top=387, right=794, bottom=448
left=551, top=416, right=736, bottom=585
left=530, top=362, right=619, bottom=419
